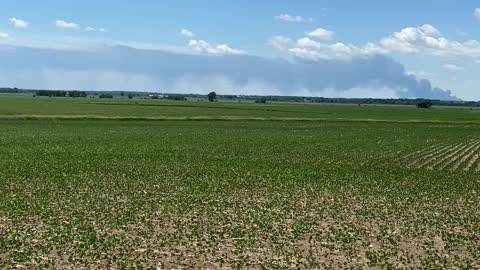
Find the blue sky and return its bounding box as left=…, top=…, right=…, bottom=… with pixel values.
left=1, top=0, right=480, bottom=100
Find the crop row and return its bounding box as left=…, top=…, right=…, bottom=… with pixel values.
left=393, top=139, right=480, bottom=172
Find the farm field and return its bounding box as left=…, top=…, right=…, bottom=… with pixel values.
left=1, top=96, right=480, bottom=268
left=1, top=94, right=480, bottom=123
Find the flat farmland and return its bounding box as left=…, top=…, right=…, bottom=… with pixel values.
left=1, top=95, right=480, bottom=122
left=1, top=96, right=480, bottom=268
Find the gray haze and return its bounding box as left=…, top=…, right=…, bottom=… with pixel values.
left=0, top=45, right=457, bottom=100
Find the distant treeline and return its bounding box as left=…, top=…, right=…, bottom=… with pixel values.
left=1, top=87, right=479, bottom=107
left=35, top=90, right=87, bottom=98
left=165, top=95, right=187, bottom=101
left=219, top=95, right=480, bottom=107
left=0, top=88, right=22, bottom=93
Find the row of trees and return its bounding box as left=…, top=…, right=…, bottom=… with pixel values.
left=208, top=91, right=271, bottom=103
left=0, top=87, right=20, bottom=93
left=6, top=88, right=459, bottom=108
left=69, top=91, right=88, bottom=98
left=33, top=90, right=120, bottom=99
left=35, top=90, right=87, bottom=98
left=99, top=94, right=113, bottom=99
left=208, top=93, right=435, bottom=107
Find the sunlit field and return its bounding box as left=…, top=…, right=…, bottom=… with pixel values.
left=1, top=96, right=479, bottom=268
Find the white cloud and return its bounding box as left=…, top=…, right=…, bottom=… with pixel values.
left=380, top=24, right=480, bottom=58
left=84, top=26, right=96, bottom=32
left=475, top=8, right=480, bottom=19
left=274, top=24, right=479, bottom=61
left=188, top=40, right=245, bottom=55
left=274, top=14, right=312, bottom=23
left=296, top=38, right=351, bottom=54
left=55, top=20, right=78, bottom=29
left=99, top=28, right=106, bottom=32
left=405, top=70, right=434, bottom=79
left=443, top=64, right=464, bottom=71
left=9, top=18, right=29, bottom=29
left=0, top=32, right=9, bottom=39
left=306, top=28, right=334, bottom=40
left=360, top=43, right=388, bottom=55
left=297, top=37, right=322, bottom=49
left=180, top=29, right=194, bottom=38
left=268, top=36, right=293, bottom=49
left=288, top=47, right=331, bottom=61
left=291, top=37, right=387, bottom=60
left=329, top=42, right=356, bottom=55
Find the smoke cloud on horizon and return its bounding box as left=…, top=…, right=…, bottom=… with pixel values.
left=0, top=45, right=457, bottom=100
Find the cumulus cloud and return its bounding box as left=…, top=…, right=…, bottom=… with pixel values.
left=180, top=29, right=194, bottom=38
left=188, top=40, right=245, bottom=55
left=84, top=26, right=96, bottom=32
left=274, top=14, right=312, bottom=23
left=380, top=24, right=480, bottom=58
left=0, top=32, right=8, bottom=39
left=475, top=8, right=480, bottom=19
left=268, top=36, right=293, bottom=49
left=277, top=24, right=480, bottom=60
left=306, top=28, right=334, bottom=40
left=0, top=44, right=457, bottom=100
left=288, top=47, right=330, bottom=61
left=443, top=64, right=464, bottom=71
left=287, top=37, right=387, bottom=60
left=297, top=37, right=322, bottom=49
left=9, top=18, right=29, bottom=29
left=55, top=20, right=78, bottom=29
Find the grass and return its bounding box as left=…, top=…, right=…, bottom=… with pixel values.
left=1, top=95, right=480, bottom=268
left=1, top=94, right=480, bottom=121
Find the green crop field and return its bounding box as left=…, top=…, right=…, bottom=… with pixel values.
left=1, top=95, right=479, bottom=269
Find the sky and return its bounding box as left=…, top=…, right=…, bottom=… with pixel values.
left=0, top=0, right=479, bottom=100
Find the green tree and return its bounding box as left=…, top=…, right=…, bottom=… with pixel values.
left=416, top=99, right=433, bottom=109
left=208, top=91, right=217, bottom=102
left=99, top=94, right=113, bottom=99
left=255, top=97, right=267, bottom=104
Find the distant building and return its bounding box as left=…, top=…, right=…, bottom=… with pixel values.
left=148, top=94, right=166, bottom=98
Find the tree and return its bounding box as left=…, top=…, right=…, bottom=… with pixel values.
left=208, top=91, right=217, bottom=102
left=166, top=95, right=186, bottom=101
left=99, top=94, right=113, bottom=99
left=36, top=90, right=67, bottom=97
left=128, top=94, right=133, bottom=99
left=68, top=91, right=87, bottom=98
left=255, top=97, right=267, bottom=104
left=416, top=99, right=433, bottom=109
